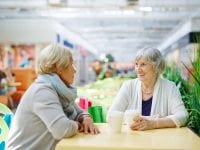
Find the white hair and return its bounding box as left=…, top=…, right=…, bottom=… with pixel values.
left=134, top=47, right=165, bottom=74
left=36, top=44, right=72, bottom=74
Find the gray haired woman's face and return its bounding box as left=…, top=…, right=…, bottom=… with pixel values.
left=57, top=58, right=76, bottom=86
left=134, top=58, right=157, bottom=82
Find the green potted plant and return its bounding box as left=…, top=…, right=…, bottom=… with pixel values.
left=181, top=43, right=200, bottom=136
left=163, top=42, right=200, bottom=136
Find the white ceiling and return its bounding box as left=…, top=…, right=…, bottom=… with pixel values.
left=0, top=0, right=200, bottom=62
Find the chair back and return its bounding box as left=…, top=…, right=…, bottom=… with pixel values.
left=3, top=114, right=14, bottom=129
left=0, top=117, right=9, bottom=149
left=0, top=103, right=12, bottom=115
left=0, top=104, right=13, bottom=150
left=0, top=141, right=5, bottom=150
left=0, top=103, right=14, bottom=128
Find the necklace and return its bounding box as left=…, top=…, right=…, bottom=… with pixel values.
left=141, top=87, right=153, bottom=95
left=142, top=90, right=152, bottom=95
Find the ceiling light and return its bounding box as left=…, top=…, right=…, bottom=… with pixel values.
left=139, top=7, right=152, bottom=12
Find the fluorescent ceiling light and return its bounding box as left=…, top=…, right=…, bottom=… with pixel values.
left=139, top=7, right=152, bottom=12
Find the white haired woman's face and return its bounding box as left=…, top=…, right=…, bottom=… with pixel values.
left=57, top=58, right=76, bottom=86
left=135, top=58, right=157, bottom=82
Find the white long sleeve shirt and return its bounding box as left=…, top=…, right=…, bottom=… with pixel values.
left=107, top=77, right=188, bottom=127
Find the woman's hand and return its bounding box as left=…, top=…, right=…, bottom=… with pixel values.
left=130, top=116, right=157, bottom=131
left=79, top=116, right=100, bottom=134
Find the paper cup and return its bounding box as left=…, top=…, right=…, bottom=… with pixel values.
left=107, top=111, right=124, bottom=133
left=124, top=109, right=140, bottom=127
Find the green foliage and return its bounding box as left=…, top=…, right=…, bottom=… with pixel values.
left=181, top=44, right=200, bottom=136
left=162, top=67, right=190, bottom=99
left=105, top=54, right=115, bottom=62
left=186, top=86, right=200, bottom=135
left=163, top=43, right=200, bottom=136
left=78, top=77, right=130, bottom=110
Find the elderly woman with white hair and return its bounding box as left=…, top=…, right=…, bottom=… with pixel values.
left=107, top=47, right=188, bottom=131
left=7, top=44, right=99, bottom=150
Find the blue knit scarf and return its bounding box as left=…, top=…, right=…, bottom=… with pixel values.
left=36, top=73, right=79, bottom=119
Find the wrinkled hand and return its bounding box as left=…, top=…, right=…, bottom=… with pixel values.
left=130, top=116, right=158, bottom=131
left=79, top=116, right=100, bottom=134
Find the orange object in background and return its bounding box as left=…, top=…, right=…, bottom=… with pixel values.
left=0, top=95, right=8, bottom=105
left=11, top=68, right=36, bottom=103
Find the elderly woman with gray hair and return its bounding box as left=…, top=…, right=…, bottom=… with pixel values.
left=7, top=44, right=99, bottom=150
left=107, top=47, right=188, bottom=131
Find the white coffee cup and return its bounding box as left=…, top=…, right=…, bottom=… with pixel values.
left=124, top=109, right=140, bottom=128
left=107, top=111, right=124, bottom=133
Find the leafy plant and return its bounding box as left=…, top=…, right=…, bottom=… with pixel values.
left=162, top=66, right=190, bottom=102
left=181, top=43, right=200, bottom=136
left=163, top=43, right=200, bottom=136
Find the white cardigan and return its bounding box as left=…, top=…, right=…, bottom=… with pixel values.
left=107, top=77, right=188, bottom=127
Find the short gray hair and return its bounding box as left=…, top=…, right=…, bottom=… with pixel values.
left=37, top=44, right=72, bottom=74
left=135, top=47, right=165, bottom=74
